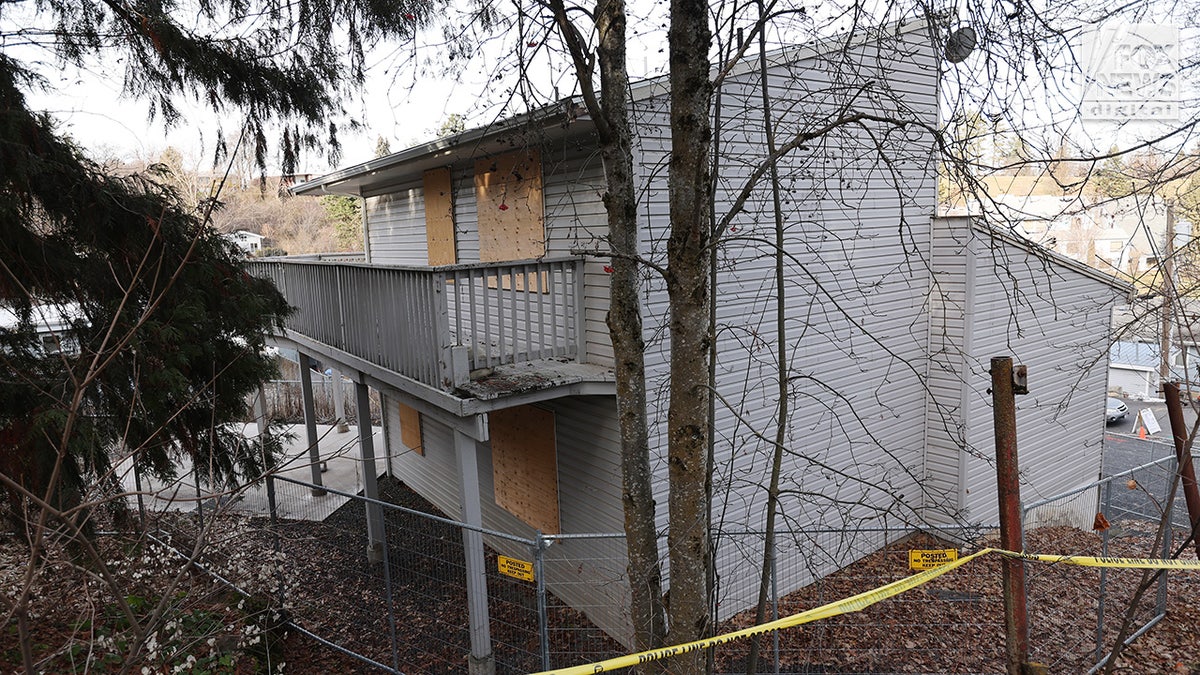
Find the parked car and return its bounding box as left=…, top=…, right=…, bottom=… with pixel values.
left=1106, top=397, right=1129, bottom=424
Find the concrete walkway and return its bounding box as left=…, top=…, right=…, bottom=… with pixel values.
left=124, top=422, right=381, bottom=522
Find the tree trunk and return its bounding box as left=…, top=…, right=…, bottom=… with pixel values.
left=666, top=0, right=714, bottom=671
left=594, top=0, right=670, bottom=661
left=547, top=0, right=671, bottom=659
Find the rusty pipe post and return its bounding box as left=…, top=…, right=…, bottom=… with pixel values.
left=1162, top=381, right=1200, bottom=558
left=991, top=357, right=1030, bottom=675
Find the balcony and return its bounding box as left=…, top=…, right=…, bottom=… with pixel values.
left=249, top=257, right=585, bottom=392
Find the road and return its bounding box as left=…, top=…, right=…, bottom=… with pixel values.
left=1102, top=396, right=1199, bottom=527
left=1104, top=395, right=1199, bottom=439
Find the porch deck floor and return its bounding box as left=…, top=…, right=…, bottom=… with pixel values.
left=121, top=423, right=378, bottom=522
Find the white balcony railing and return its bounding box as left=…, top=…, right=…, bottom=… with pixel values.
left=249, top=257, right=584, bottom=390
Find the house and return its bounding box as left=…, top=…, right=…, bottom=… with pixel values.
left=250, top=18, right=1128, bottom=664
left=225, top=229, right=266, bottom=254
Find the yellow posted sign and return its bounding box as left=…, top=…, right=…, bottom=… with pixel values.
left=909, top=549, right=958, bottom=570
left=498, top=555, right=535, bottom=582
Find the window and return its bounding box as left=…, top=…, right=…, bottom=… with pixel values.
left=474, top=149, right=544, bottom=262
left=489, top=404, right=559, bottom=533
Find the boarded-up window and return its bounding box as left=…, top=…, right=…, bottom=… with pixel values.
left=474, top=149, right=545, bottom=262
left=423, top=167, right=457, bottom=265
left=490, top=405, right=559, bottom=533
left=398, top=403, right=423, bottom=456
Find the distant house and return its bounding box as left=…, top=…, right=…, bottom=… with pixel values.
left=250, top=19, right=1129, bottom=653
left=226, top=230, right=266, bottom=254
left=0, top=303, right=84, bottom=355
left=1107, top=340, right=1200, bottom=399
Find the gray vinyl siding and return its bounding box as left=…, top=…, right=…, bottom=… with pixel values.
left=630, top=25, right=939, bottom=605
left=362, top=143, right=614, bottom=367
left=383, top=392, right=632, bottom=645
left=925, top=218, right=1118, bottom=528
left=543, top=145, right=613, bottom=366
left=383, top=392, right=464, bottom=520
left=364, top=180, right=429, bottom=265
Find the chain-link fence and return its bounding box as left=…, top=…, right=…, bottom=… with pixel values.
left=1022, top=453, right=1192, bottom=673
left=264, top=474, right=626, bottom=674
left=255, top=464, right=1198, bottom=674
left=133, top=446, right=1188, bottom=674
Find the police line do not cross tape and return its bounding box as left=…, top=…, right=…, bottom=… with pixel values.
left=528, top=548, right=1200, bottom=675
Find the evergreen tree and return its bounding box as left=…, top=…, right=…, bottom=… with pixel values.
left=0, top=1, right=431, bottom=524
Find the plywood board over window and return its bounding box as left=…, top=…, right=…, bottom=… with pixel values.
left=398, top=403, right=423, bottom=456
left=489, top=404, right=559, bottom=533
left=423, top=167, right=456, bottom=265
left=474, top=149, right=545, bottom=262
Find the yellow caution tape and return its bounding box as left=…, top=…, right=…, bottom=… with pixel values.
left=996, top=549, right=1200, bottom=569
left=531, top=548, right=990, bottom=674
left=530, top=547, right=1200, bottom=675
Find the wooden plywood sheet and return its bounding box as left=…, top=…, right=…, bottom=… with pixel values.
left=423, top=168, right=456, bottom=265
left=474, top=149, right=545, bottom=263
left=490, top=405, right=559, bottom=533
left=398, top=402, right=423, bottom=455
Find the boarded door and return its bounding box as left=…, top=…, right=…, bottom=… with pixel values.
left=474, top=149, right=545, bottom=262
left=489, top=405, right=559, bottom=533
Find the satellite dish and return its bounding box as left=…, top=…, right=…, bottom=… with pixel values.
left=945, top=26, right=978, bottom=64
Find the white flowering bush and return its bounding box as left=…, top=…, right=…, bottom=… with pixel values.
left=3, top=512, right=291, bottom=674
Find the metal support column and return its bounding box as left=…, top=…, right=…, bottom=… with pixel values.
left=454, top=428, right=495, bottom=675
left=356, top=380, right=385, bottom=564
left=298, top=353, right=326, bottom=496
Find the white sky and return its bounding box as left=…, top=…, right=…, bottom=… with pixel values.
left=7, top=1, right=1198, bottom=176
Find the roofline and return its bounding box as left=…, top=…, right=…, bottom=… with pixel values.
left=944, top=216, right=1136, bottom=296
left=291, top=104, right=577, bottom=196
left=628, top=15, right=937, bottom=102
left=295, top=15, right=941, bottom=196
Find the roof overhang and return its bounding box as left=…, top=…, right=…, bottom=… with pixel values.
left=291, top=104, right=596, bottom=197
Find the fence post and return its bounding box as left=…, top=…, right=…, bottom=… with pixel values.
left=535, top=533, right=551, bottom=672
left=1163, top=381, right=1200, bottom=558
left=355, top=380, right=385, bottom=563
left=1157, top=455, right=1176, bottom=617
left=1095, top=478, right=1113, bottom=662
left=266, top=475, right=285, bottom=607
left=298, top=353, right=326, bottom=496
left=133, top=460, right=146, bottom=524
left=990, top=357, right=1033, bottom=675
left=379, top=511, right=402, bottom=674
left=771, top=535, right=780, bottom=675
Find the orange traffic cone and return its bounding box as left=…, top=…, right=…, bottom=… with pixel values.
left=1139, top=425, right=1147, bottom=440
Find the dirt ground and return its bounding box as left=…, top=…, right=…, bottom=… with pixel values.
left=5, top=479, right=1200, bottom=674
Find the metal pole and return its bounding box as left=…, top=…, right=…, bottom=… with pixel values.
left=1095, top=478, right=1112, bottom=662
left=535, top=534, right=550, bottom=672
left=379, top=511, right=401, bottom=673
left=133, top=460, right=146, bottom=524
left=990, top=357, right=1031, bottom=675
left=355, top=380, right=385, bottom=563
left=1162, top=381, right=1200, bottom=558
left=1157, top=456, right=1174, bottom=617
left=266, top=475, right=285, bottom=607
left=1160, top=202, right=1175, bottom=385
left=298, top=353, right=327, bottom=495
